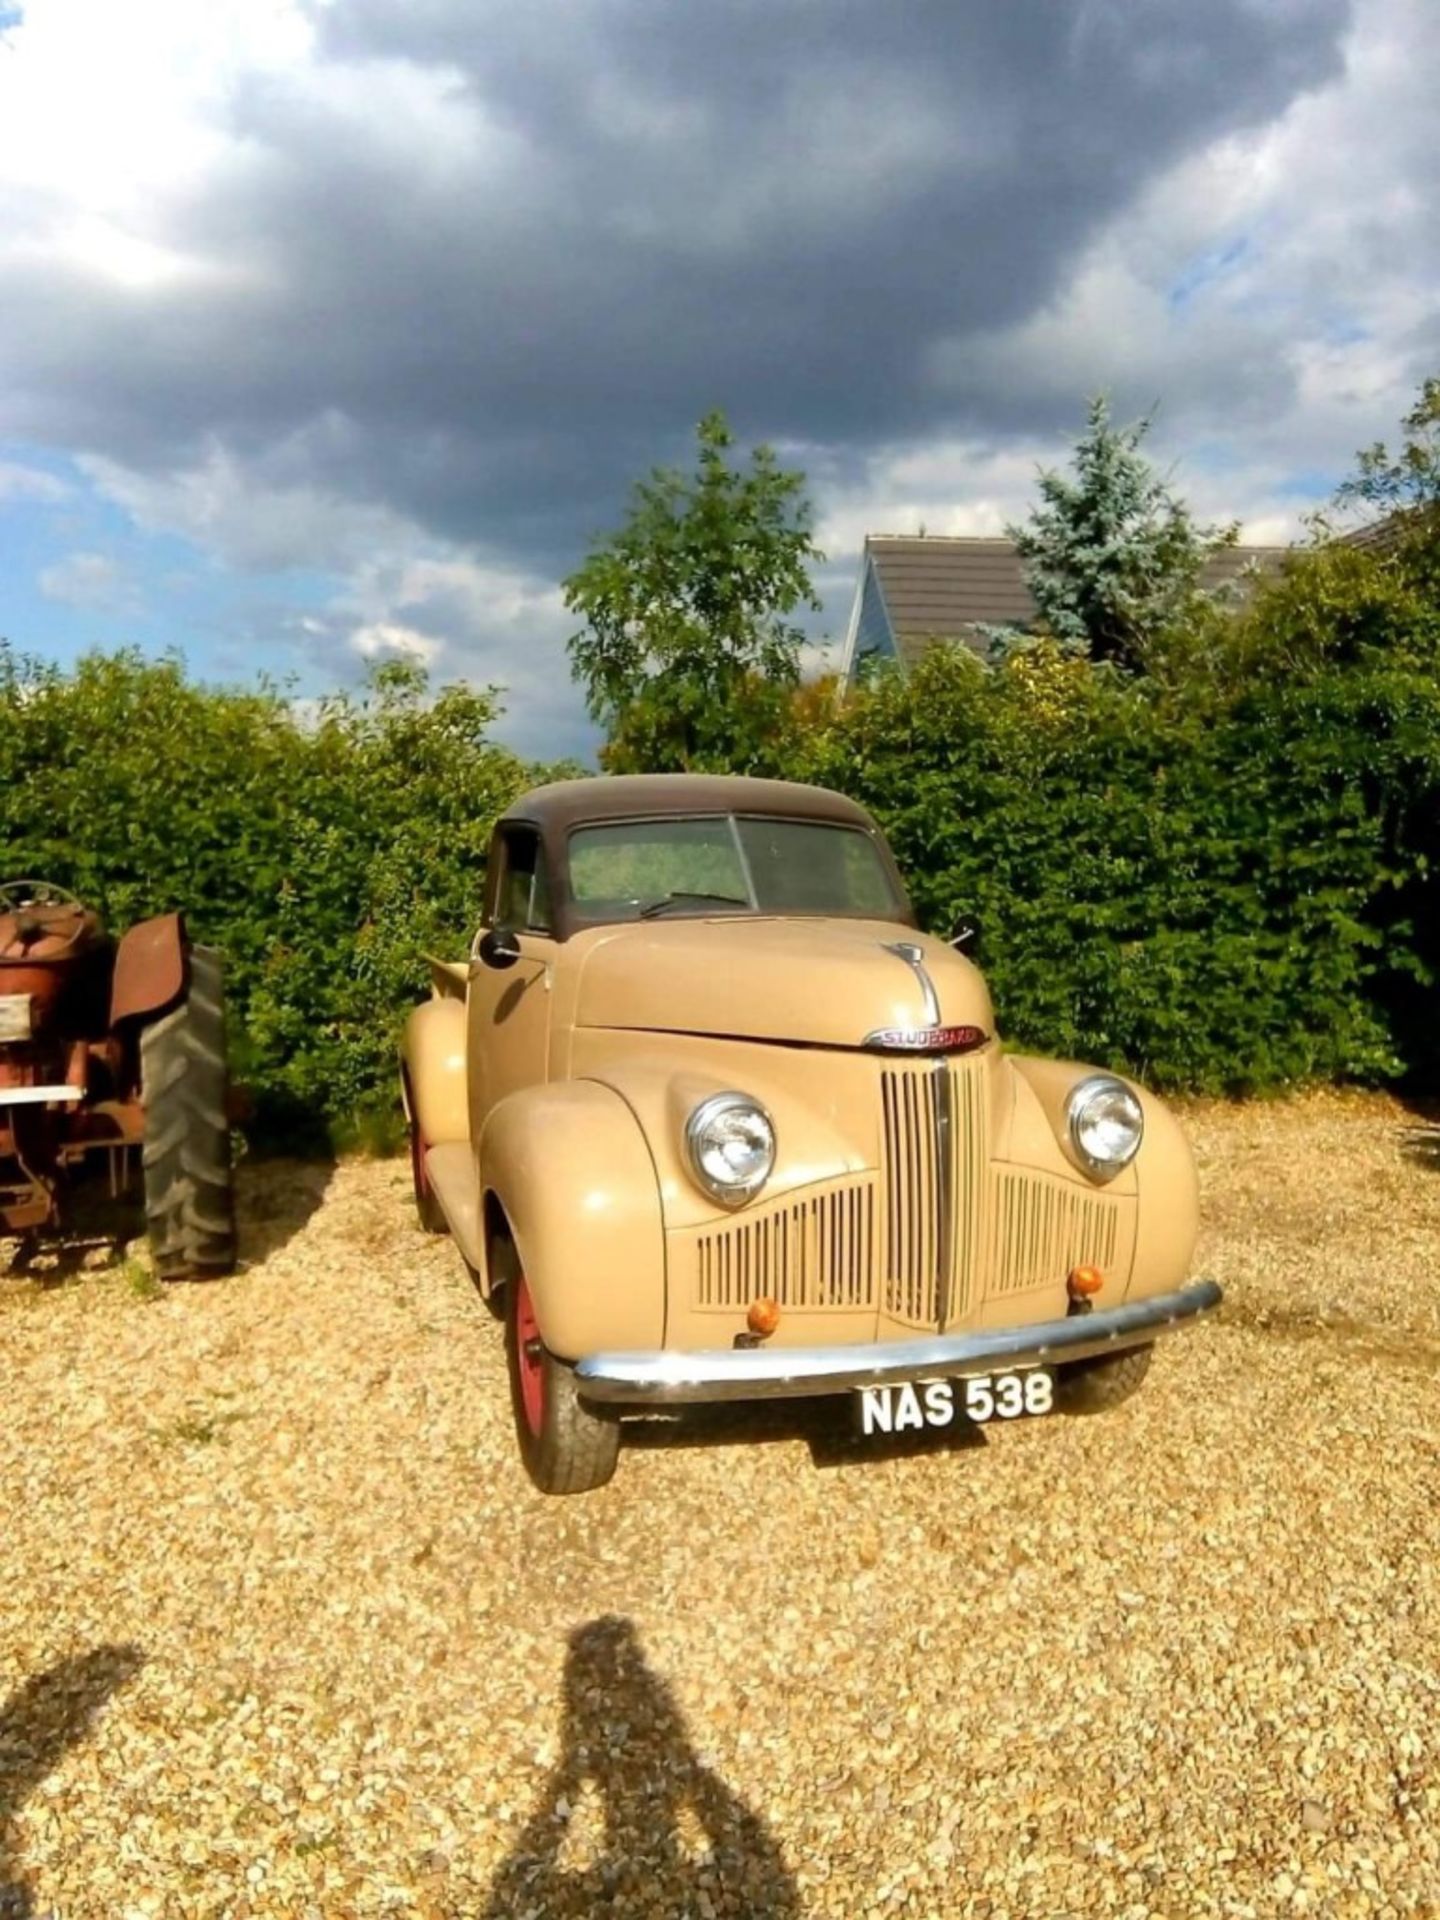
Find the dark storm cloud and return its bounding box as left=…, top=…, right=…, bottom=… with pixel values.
left=0, top=0, right=1353, bottom=574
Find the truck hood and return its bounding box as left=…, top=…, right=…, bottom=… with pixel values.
left=574, top=916, right=994, bottom=1049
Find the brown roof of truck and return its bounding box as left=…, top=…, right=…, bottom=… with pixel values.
left=504, top=774, right=878, bottom=833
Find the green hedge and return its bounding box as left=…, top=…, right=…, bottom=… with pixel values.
left=0, top=647, right=546, bottom=1143
left=790, top=539, right=1440, bottom=1092
left=3, top=528, right=1436, bottom=1139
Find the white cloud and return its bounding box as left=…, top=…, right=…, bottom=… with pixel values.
left=808, top=423, right=1319, bottom=619
left=0, top=459, right=68, bottom=504
left=0, top=0, right=1431, bottom=757
left=37, top=549, right=134, bottom=611
left=0, top=0, right=309, bottom=225
left=351, top=620, right=442, bottom=666
left=339, top=548, right=582, bottom=754
left=926, top=0, right=1438, bottom=509
left=79, top=441, right=413, bottom=573
left=78, top=448, right=588, bottom=755
left=345, top=551, right=568, bottom=641
left=798, top=0, right=1438, bottom=583
left=814, top=439, right=1056, bottom=561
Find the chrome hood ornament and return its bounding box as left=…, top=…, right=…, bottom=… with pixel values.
left=871, top=941, right=986, bottom=1053
left=881, top=940, right=941, bottom=1023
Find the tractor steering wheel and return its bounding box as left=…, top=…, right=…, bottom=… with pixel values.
left=0, top=879, right=90, bottom=955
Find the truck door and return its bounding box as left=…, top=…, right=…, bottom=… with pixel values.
left=467, top=823, right=556, bottom=1140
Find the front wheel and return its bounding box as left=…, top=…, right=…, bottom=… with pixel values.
left=500, top=1243, right=619, bottom=1496
left=1053, top=1342, right=1153, bottom=1416
left=140, top=946, right=237, bottom=1281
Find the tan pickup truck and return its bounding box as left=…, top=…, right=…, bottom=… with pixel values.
left=401, top=774, right=1218, bottom=1494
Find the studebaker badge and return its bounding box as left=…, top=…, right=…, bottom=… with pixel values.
left=863, top=1023, right=988, bottom=1053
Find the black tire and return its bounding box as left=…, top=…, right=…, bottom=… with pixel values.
left=498, top=1234, right=620, bottom=1496
left=1053, top=1342, right=1153, bottom=1416
left=140, top=946, right=237, bottom=1281
left=404, top=1074, right=448, bottom=1235
left=462, top=1254, right=506, bottom=1320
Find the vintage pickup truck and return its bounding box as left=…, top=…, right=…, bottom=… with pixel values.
left=401, top=774, right=1218, bottom=1493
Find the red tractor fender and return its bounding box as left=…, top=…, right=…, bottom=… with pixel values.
left=110, top=912, right=188, bottom=1026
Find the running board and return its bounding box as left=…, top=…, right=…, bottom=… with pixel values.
left=423, top=1143, right=486, bottom=1275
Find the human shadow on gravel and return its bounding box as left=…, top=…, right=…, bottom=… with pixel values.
left=480, top=1616, right=801, bottom=1919
left=0, top=1644, right=145, bottom=1919
left=624, top=1396, right=988, bottom=1471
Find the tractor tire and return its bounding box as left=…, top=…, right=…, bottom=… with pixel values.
left=497, top=1234, right=619, bottom=1496
left=1053, top=1342, right=1153, bottom=1416
left=140, top=946, right=237, bottom=1281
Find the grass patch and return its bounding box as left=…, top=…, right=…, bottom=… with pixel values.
left=119, top=1258, right=163, bottom=1301
left=157, top=1406, right=250, bottom=1447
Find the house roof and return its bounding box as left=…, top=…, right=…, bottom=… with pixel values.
left=1341, top=513, right=1412, bottom=552
left=856, top=534, right=1292, bottom=672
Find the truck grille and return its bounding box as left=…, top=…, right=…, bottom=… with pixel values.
left=683, top=1056, right=1131, bottom=1326
left=992, top=1169, right=1122, bottom=1296
left=695, top=1179, right=876, bottom=1311
left=880, top=1057, right=990, bottom=1328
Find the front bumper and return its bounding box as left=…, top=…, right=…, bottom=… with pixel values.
left=574, top=1278, right=1222, bottom=1406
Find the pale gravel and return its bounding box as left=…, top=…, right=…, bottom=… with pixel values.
left=1, top=1088, right=1438, bottom=1919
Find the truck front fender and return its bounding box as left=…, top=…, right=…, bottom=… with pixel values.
left=480, top=1079, right=665, bottom=1360
left=1005, top=1054, right=1197, bottom=1299
left=400, top=997, right=469, bottom=1146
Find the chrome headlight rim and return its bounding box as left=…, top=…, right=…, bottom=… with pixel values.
left=684, top=1091, right=777, bottom=1207
left=1065, top=1073, right=1144, bottom=1180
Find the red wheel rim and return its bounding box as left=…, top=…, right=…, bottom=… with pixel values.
left=405, top=1074, right=430, bottom=1204
left=515, top=1271, right=544, bottom=1436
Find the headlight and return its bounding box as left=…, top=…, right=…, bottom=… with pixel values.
left=1066, top=1075, right=1143, bottom=1179
left=685, top=1092, right=776, bottom=1205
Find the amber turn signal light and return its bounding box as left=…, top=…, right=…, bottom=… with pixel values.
left=746, top=1297, right=781, bottom=1337
left=1068, top=1264, right=1104, bottom=1300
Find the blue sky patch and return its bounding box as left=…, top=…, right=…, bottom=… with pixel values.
left=1167, top=236, right=1251, bottom=311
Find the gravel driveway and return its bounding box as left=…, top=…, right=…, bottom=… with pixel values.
left=2, top=1090, right=1438, bottom=1919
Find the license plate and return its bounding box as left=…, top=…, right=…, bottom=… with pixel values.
left=0, top=994, right=32, bottom=1043
left=855, top=1368, right=1055, bottom=1436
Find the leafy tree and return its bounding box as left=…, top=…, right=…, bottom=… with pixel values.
left=1009, top=396, right=1236, bottom=671
left=564, top=410, right=823, bottom=771
left=775, top=379, right=1440, bottom=1092
left=1335, top=375, right=1440, bottom=594
left=1338, top=375, right=1440, bottom=526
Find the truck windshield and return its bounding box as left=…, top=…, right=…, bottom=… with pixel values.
left=567, top=814, right=904, bottom=922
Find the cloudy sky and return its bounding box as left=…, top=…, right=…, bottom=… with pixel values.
left=0, top=0, right=1435, bottom=759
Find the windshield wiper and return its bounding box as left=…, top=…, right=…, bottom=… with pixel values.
left=637, top=890, right=750, bottom=918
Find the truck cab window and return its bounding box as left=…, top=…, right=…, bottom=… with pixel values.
left=494, top=829, right=553, bottom=933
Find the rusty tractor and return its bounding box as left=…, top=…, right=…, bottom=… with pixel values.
left=0, top=881, right=236, bottom=1278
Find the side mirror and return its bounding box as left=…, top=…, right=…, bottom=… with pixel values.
left=478, top=925, right=522, bottom=971
left=949, top=914, right=982, bottom=957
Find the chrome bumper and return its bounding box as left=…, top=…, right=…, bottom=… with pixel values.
left=574, top=1279, right=1222, bottom=1406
